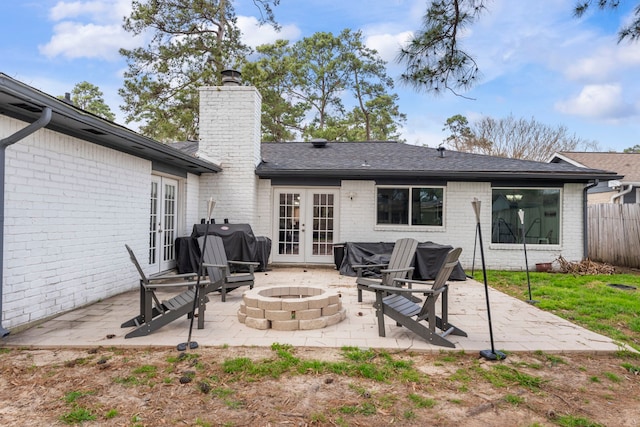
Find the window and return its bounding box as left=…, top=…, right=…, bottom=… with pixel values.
left=491, top=188, right=560, bottom=245
left=377, top=187, right=444, bottom=226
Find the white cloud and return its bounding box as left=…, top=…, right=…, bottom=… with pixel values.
left=555, top=84, right=635, bottom=119
left=365, top=31, right=412, bottom=64
left=40, top=0, right=136, bottom=61
left=49, top=0, right=131, bottom=23
left=39, top=21, right=138, bottom=60
left=562, top=40, right=640, bottom=83
left=237, top=15, right=301, bottom=48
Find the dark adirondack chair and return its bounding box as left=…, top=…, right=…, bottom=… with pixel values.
left=198, top=235, right=259, bottom=302
left=121, top=244, right=221, bottom=339
left=354, top=238, right=419, bottom=303
left=369, top=247, right=466, bottom=348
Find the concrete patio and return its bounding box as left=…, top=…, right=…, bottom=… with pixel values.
left=1, top=267, right=626, bottom=353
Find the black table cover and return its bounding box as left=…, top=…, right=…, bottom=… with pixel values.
left=338, top=241, right=466, bottom=281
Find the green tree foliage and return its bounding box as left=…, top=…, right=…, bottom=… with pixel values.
left=397, top=0, right=486, bottom=96
left=118, top=0, right=279, bottom=142
left=623, top=144, right=640, bottom=153
left=443, top=114, right=599, bottom=161
left=242, top=30, right=406, bottom=142
left=241, top=40, right=308, bottom=142
left=574, top=1, right=640, bottom=42
left=59, top=81, right=115, bottom=121
left=442, top=114, right=488, bottom=152
left=401, top=0, right=639, bottom=95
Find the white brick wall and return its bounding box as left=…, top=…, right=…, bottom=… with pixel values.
left=198, top=86, right=262, bottom=225
left=255, top=179, right=585, bottom=270
left=183, top=173, right=200, bottom=234
left=1, top=115, right=183, bottom=330
left=330, top=181, right=583, bottom=270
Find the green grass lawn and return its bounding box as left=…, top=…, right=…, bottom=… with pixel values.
left=472, top=270, right=640, bottom=351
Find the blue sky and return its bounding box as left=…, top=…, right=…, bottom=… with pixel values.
left=2, top=0, right=639, bottom=152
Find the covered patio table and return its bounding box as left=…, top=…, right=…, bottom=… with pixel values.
left=338, top=241, right=467, bottom=281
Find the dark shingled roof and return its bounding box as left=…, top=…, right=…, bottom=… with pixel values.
left=256, top=141, right=620, bottom=182
left=0, top=74, right=220, bottom=174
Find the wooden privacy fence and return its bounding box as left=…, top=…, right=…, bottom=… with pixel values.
left=588, top=204, right=640, bottom=269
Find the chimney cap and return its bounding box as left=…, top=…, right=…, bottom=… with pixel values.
left=221, top=69, right=242, bottom=86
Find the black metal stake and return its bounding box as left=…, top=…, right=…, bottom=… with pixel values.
left=472, top=198, right=506, bottom=361
left=519, top=209, right=538, bottom=305
left=177, top=197, right=215, bottom=352
left=470, top=225, right=478, bottom=278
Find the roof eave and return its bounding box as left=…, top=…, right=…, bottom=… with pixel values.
left=0, top=74, right=221, bottom=175
left=256, top=168, right=621, bottom=182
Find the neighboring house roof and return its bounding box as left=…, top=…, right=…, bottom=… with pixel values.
left=0, top=74, right=220, bottom=175
left=551, top=152, right=640, bottom=183
left=255, top=141, right=620, bottom=182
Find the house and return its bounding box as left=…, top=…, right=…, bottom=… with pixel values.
left=0, top=73, right=620, bottom=334
left=0, top=73, right=220, bottom=335
left=549, top=152, right=640, bottom=204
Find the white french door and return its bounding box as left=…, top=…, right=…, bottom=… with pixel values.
left=149, top=176, right=178, bottom=272
left=273, top=188, right=339, bottom=263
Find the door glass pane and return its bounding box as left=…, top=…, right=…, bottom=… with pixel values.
left=149, top=181, right=158, bottom=264
left=163, top=183, right=177, bottom=261
left=312, top=192, right=335, bottom=256
left=278, top=193, right=300, bottom=255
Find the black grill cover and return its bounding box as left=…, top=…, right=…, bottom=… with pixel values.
left=173, top=224, right=271, bottom=273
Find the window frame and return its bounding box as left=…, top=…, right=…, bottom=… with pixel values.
left=375, top=185, right=446, bottom=230
left=490, top=187, right=562, bottom=246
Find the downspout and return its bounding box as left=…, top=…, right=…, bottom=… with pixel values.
left=610, top=183, right=640, bottom=204
left=583, top=180, right=598, bottom=260
left=0, top=107, right=52, bottom=337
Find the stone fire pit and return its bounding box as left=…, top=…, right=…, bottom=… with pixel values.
left=238, top=286, right=346, bottom=330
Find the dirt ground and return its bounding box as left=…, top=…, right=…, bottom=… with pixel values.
left=0, top=345, right=639, bottom=426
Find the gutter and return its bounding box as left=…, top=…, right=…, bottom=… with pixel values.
left=611, top=183, right=640, bottom=203
left=0, top=107, right=52, bottom=337
left=255, top=168, right=621, bottom=182
left=583, top=180, right=598, bottom=260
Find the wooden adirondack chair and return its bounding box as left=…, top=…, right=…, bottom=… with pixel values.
left=369, top=247, right=466, bottom=348
left=198, top=235, right=259, bottom=302
left=354, top=238, right=419, bottom=303
left=121, top=244, right=221, bottom=339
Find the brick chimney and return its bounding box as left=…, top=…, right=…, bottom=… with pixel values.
left=198, top=71, right=262, bottom=224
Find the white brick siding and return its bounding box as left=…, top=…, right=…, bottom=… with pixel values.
left=254, top=179, right=585, bottom=270
left=183, top=172, right=200, bottom=233
left=1, top=115, right=194, bottom=330
left=198, top=86, right=262, bottom=225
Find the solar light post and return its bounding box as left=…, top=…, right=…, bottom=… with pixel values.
left=472, top=198, right=506, bottom=361
left=518, top=209, right=538, bottom=304
left=178, top=197, right=215, bottom=352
